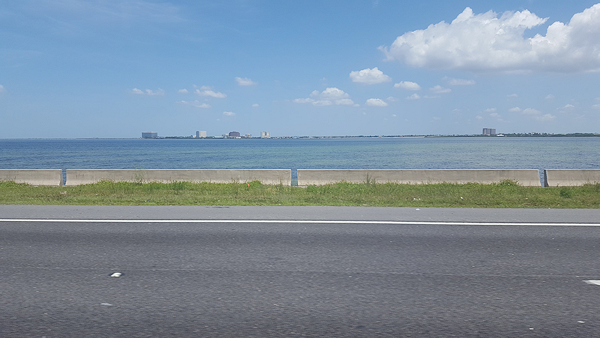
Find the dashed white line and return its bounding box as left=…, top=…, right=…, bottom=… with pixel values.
left=0, top=219, right=600, bottom=226
left=584, top=280, right=600, bottom=286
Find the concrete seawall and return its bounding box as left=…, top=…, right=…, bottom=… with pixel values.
left=4, top=169, right=600, bottom=187
left=544, top=169, right=600, bottom=187
left=297, top=169, right=542, bottom=186
left=0, top=169, right=63, bottom=186
left=65, top=169, right=291, bottom=186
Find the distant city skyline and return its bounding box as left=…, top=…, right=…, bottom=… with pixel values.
left=2, top=1, right=600, bottom=138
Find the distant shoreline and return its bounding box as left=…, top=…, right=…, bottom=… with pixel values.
left=1, top=133, right=599, bottom=140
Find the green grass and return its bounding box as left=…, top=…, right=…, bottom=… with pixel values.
left=0, top=180, right=599, bottom=208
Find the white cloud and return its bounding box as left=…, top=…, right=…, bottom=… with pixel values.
left=295, top=87, right=354, bottom=106
left=534, top=114, right=556, bottom=121
left=490, top=112, right=501, bottom=118
left=558, top=104, right=575, bottom=113
left=318, top=87, right=350, bottom=100
left=380, top=4, right=600, bottom=72
left=235, top=77, right=257, bottom=86
left=349, top=67, right=392, bottom=84
left=145, top=88, right=165, bottom=96
left=0, top=85, right=4, bottom=93
left=484, top=108, right=497, bottom=113
left=593, top=104, right=600, bottom=109
left=386, top=96, right=398, bottom=102
left=509, top=107, right=522, bottom=112
left=545, top=94, right=555, bottom=100
left=392, top=114, right=397, bottom=117
left=196, top=86, right=226, bottom=98
left=430, top=85, right=451, bottom=94
left=448, top=78, right=476, bottom=86
left=522, top=108, right=541, bottom=115
left=394, top=81, right=421, bottom=90
left=223, top=111, right=235, bottom=116
left=252, top=103, right=259, bottom=107
left=293, top=98, right=315, bottom=104
left=406, top=93, right=421, bottom=100
left=132, top=88, right=144, bottom=95
left=177, top=100, right=211, bottom=109
left=517, top=107, right=554, bottom=121
left=313, top=100, right=333, bottom=106
left=366, top=98, right=388, bottom=107
left=475, top=115, right=483, bottom=120
left=178, top=89, right=189, bottom=94
left=507, top=94, right=518, bottom=98
left=335, top=98, right=355, bottom=105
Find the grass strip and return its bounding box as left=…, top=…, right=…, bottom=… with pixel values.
left=0, top=180, right=599, bottom=208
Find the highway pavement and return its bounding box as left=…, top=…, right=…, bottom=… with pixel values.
left=1, top=206, right=600, bottom=337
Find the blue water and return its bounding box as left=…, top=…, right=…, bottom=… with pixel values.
left=1, top=137, right=599, bottom=183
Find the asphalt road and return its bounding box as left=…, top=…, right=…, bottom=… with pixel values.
left=2, top=206, right=600, bottom=337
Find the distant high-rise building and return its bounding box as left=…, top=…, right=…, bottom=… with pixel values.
left=142, top=132, right=158, bottom=139
left=228, top=131, right=241, bottom=138
left=260, top=131, right=271, bottom=139
left=483, top=128, right=496, bottom=136
left=196, top=131, right=207, bottom=138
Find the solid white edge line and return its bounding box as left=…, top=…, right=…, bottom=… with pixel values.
left=0, top=219, right=599, bottom=226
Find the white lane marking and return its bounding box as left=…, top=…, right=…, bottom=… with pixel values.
left=0, top=219, right=600, bottom=226
left=584, top=280, right=600, bottom=285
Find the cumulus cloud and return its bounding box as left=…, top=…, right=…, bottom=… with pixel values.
left=507, top=94, right=518, bottom=98
left=476, top=115, right=483, bottom=120
left=509, top=107, right=522, bottom=112
left=145, top=89, right=165, bottom=96
left=394, top=81, right=421, bottom=90
left=406, top=93, right=421, bottom=100
left=177, top=100, right=211, bottom=109
left=252, top=103, right=259, bottom=107
left=545, top=94, right=555, bottom=100
left=490, top=112, right=501, bottom=118
left=335, top=99, right=355, bottom=106
left=313, top=87, right=349, bottom=100
left=223, top=111, right=235, bottom=116
left=448, top=78, right=476, bottom=85
left=294, top=87, right=355, bottom=106
left=196, top=86, right=226, bottom=98
left=522, top=108, right=541, bottom=115
left=293, top=98, right=315, bottom=104
left=235, top=77, right=257, bottom=86
left=178, top=89, right=189, bottom=94
left=131, top=88, right=165, bottom=95
left=349, top=67, right=392, bottom=84
left=593, top=104, right=600, bottom=109
left=430, top=85, right=451, bottom=94
left=380, top=4, right=600, bottom=72
left=558, top=104, right=576, bottom=113
left=534, top=114, right=556, bottom=121
left=518, top=108, right=555, bottom=121
left=484, top=108, right=497, bottom=113
left=0, top=85, right=4, bottom=93
left=366, top=98, right=388, bottom=107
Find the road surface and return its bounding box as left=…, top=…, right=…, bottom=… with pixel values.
left=1, top=205, right=600, bottom=337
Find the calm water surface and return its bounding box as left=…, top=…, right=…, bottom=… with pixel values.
left=1, top=137, right=599, bottom=181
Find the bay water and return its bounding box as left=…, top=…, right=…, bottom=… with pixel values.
left=1, top=137, right=599, bottom=184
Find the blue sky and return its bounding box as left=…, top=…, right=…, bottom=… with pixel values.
left=1, top=0, right=600, bottom=138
